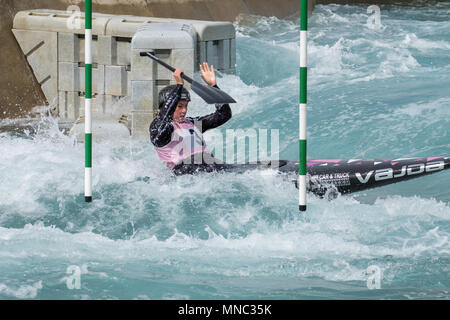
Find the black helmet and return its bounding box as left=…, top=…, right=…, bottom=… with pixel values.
left=158, top=85, right=191, bottom=109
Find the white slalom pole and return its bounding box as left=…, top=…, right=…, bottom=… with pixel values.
left=299, top=0, right=308, bottom=211
left=85, top=0, right=92, bottom=202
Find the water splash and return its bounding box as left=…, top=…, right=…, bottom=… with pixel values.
left=0, top=3, right=449, bottom=299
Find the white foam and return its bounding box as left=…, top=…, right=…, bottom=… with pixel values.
left=0, top=281, right=42, bottom=299
left=401, top=33, right=450, bottom=52
left=393, top=97, right=450, bottom=118
left=1, top=5, right=449, bottom=297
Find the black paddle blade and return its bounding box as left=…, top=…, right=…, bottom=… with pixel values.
left=191, top=81, right=236, bottom=104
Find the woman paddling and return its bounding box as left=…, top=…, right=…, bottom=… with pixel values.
left=149, top=63, right=232, bottom=175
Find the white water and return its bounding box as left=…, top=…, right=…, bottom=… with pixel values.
left=0, top=3, right=449, bottom=299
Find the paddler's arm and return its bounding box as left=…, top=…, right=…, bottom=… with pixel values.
left=149, top=84, right=182, bottom=147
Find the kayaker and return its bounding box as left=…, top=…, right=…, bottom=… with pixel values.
left=149, top=63, right=232, bottom=174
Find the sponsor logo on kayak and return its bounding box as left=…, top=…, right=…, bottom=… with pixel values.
left=355, top=161, right=445, bottom=184
left=313, top=172, right=351, bottom=186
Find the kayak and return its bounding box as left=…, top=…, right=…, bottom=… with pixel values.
left=215, top=156, right=450, bottom=197
left=140, top=156, right=449, bottom=198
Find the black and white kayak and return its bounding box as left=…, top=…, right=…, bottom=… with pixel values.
left=217, top=156, right=450, bottom=197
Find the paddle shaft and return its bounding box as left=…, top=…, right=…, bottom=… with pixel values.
left=140, top=51, right=236, bottom=104
left=142, top=52, right=194, bottom=84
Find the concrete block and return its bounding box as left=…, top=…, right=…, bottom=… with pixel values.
left=95, top=65, right=106, bottom=95
left=58, top=62, right=80, bottom=92
left=104, top=95, right=120, bottom=115
left=79, top=94, right=110, bottom=117
left=13, top=9, right=112, bottom=35
left=131, top=49, right=172, bottom=81
left=230, top=38, right=236, bottom=69
left=223, top=68, right=236, bottom=75
left=105, top=65, right=128, bottom=96
left=132, top=23, right=196, bottom=50
left=58, top=32, right=79, bottom=62
left=198, top=41, right=207, bottom=70
left=206, top=40, right=219, bottom=70
left=127, top=70, right=132, bottom=97
left=172, top=48, right=195, bottom=78
left=12, top=29, right=58, bottom=106
left=104, top=95, right=132, bottom=116
left=191, top=21, right=235, bottom=42
left=58, top=63, right=105, bottom=94
left=92, top=94, right=106, bottom=115
left=97, top=35, right=117, bottom=65
left=78, top=37, right=99, bottom=64
left=131, top=23, right=196, bottom=81
left=105, top=16, right=150, bottom=38
left=131, top=80, right=177, bottom=113
left=131, top=48, right=195, bottom=85
left=58, top=92, right=130, bottom=121
left=116, top=39, right=131, bottom=66
left=218, top=39, right=231, bottom=70
left=131, top=111, right=154, bottom=138
left=131, top=80, right=155, bottom=112
left=57, top=91, right=67, bottom=119
left=86, top=64, right=105, bottom=95
left=199, top=39, right=234, bottom=72
left=131, top=50, right=152, bottom=81
left=58, top=91, right=80, bottom=120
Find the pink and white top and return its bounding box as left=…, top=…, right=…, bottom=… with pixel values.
left=155, top=121, right=207, bottom=169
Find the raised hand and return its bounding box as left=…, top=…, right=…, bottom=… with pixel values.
left=200, top=62, right=217, bottom=87
left=173, top=68, right=184, bottom=85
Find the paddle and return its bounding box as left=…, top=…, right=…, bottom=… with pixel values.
left=140, top=51, right=236, bottom=104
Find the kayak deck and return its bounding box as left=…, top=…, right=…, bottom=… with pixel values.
left=222, top=157, right=450, bottom=197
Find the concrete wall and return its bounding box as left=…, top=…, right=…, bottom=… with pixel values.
left=316, top=0, right=450, bottom=4
left=0, top=0, right=314, bottom=119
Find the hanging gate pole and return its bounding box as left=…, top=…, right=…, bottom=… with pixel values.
left=85, top=0, right=92, bottom=202
left=299, top=0, right=308, bottom=211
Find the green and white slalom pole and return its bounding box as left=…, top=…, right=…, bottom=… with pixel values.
left=85, top=0, right=92, bottom=202
left=299, top=0, right=308, bottom=211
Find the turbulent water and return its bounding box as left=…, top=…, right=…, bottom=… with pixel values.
left=1, top=3, right=450, bottom=299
